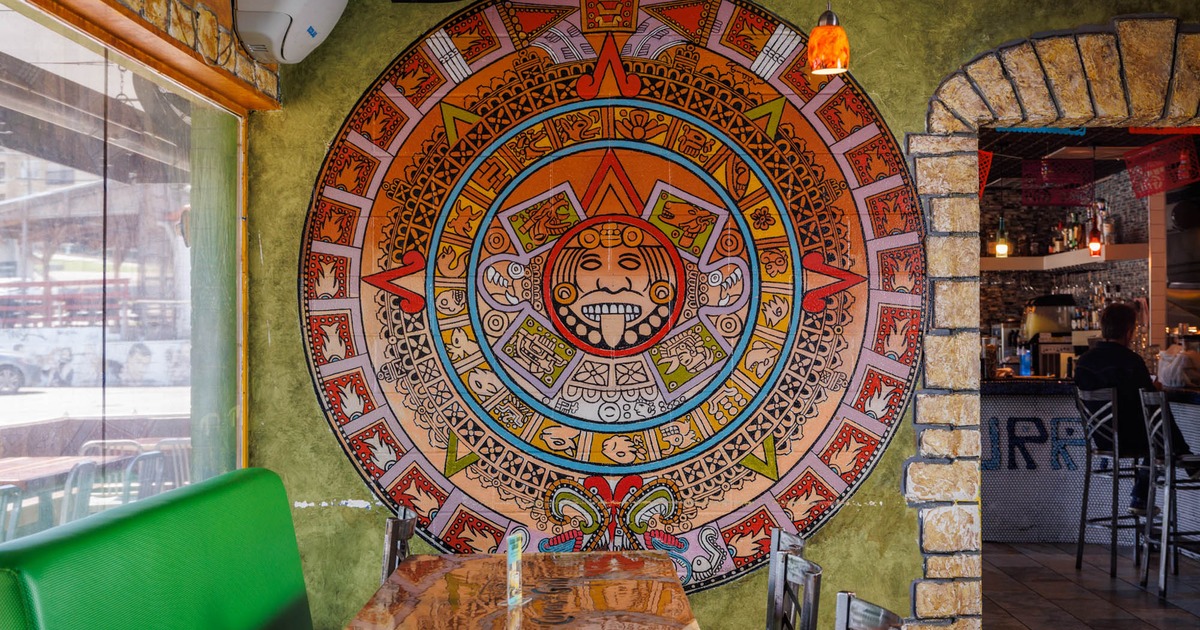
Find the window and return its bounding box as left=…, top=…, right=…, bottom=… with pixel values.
left=0, top=2, right=242, bottom=541
left=43, top=167, right=74, bottom=186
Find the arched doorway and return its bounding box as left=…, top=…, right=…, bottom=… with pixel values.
left=908, top=15, right=1198, bottom=626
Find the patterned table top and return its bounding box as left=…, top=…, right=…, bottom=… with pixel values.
left=347, top=550, right=700, bottom=629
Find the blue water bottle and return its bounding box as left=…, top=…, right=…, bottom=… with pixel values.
left=1019, top=348, right=1032, bottom=376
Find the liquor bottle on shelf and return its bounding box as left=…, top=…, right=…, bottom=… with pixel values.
left=1080, top=208, right=1089, bottom=248
left=1098, top=198, right=1116, bottom=244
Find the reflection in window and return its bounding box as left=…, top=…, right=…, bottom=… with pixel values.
left=0, top=3, right=240, bottom=542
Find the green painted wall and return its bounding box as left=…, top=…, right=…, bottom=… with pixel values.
left=246, top=1, right=1200, bottom=628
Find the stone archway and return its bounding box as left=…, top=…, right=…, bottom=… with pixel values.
left=904, top=16, right=1200, bottom=629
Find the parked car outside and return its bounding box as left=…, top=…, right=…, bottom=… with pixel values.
left=0, top=351, right=40, bottom=393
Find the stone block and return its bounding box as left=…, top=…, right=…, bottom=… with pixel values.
left=964, top=54, right=1021, bottom=125
left=1167, top=32, right=1200, bottom=124
left=928, top=197, right=979, bottom=234
left=916, top=393, right=980, bottom=427
left=235, top=53, right=256, bottom=83
left=197, top=5, right=219, bottom=63
left=924, top=333, right=979, bottom=391
left=118, top=0, right=145, bottom=15
left=144, top=0, right=168, bottom=31
left=914, top=580, right=982, bottom=618
left=916, top=156, right=977, bottom=196
left=906, top=460, right=980, bottom=503
left=1116, top=18, right=1177, bottom=124
left=999, top=43, right=1058, bottom=125
left=933, top=281, right=978, bottom=329
left=256, top=65, right=279, bottom=99
left=1033, top=36, right=1094, bottom=125
left=920, top=428, right=981, bottom=459
left=926, top=235, right=978, bottom=279
left=921, top=505, right=981, bottom=553
left=907, top=134, right=977, bottom=157
left=927, top=100, right=971, bottom=134
left=168, top=0, right=197, bottom=50
left=926, top=554, right=982, bottom=579
left=220, top=28, right=238, bottom=72
left=935, top=74, right=991, bottom=127
left=1077, top=33, right=1130, bottom=125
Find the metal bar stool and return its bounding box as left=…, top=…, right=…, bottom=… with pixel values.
left=1075, top=387, right=1145, bottom=576
left=1138, top=390, right=1200, bottom=598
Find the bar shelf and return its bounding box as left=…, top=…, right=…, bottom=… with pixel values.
left=979, top=243, right=1148, bottom=272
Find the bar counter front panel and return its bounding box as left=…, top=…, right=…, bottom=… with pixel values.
left=981, top=380, right=1200, bottom=546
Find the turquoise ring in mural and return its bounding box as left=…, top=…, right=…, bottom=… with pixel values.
left=299, top=0, right=925, bottom=592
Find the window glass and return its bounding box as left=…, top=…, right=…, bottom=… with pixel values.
left=0, top=2, right=241, bottom=541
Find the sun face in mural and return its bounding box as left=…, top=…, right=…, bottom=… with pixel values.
left=547, top=217, right=680, bottom=353
left=300, top=0, right=925, bottom=591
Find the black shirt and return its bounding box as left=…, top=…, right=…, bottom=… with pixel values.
left=1074, top=340, right=1153, bottom=456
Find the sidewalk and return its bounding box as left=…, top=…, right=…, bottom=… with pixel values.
left=1, top=387, right=190, bottom=426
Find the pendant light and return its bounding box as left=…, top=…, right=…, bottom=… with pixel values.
left=1087, top=197, right=1104, bottom=257
left=995, top=215, right=1009, bottom=258
left=808, top=2, right=849, bottom=75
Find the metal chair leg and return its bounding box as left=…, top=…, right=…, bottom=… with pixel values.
left=1138, top=479, right=1156, bottom=588
left=1158, top=481, right=1171, bottom=599
left=1109, top=459, right=1119, bottom=577
left=1171, top=496, right=1179, bottom=576
left=1076, top=451, right=1092, bottom=571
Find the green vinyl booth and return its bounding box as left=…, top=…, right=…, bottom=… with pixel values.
left=0, top=468, right=311, bottom=630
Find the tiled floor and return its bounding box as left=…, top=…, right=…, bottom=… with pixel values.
left=984, top=542, right=1200, bottom=629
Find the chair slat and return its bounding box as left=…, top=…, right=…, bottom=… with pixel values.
left=834, top=592, right=903, bottom=630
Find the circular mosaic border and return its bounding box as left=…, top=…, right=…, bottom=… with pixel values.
left=299, top=0, right=925, bottom=591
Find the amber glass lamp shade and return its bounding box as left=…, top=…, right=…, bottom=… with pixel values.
left=995, top=215, right=1008, bottom=258
left=1088, top=227, right=1103, bottom=256
left=808, top=10, right=849, bottom=75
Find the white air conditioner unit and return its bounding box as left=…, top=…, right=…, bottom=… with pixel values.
left=235, top=0, right=348, bottom=64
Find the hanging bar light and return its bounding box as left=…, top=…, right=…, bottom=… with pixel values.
left=995, top=215, right=1009, bottom=258
left=1088, top=214, right=1103, bottom=257
left=808, top=2, right=849, bottom=75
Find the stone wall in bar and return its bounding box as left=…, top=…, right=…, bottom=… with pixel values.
left=912, top=15, right=1200, bottom=629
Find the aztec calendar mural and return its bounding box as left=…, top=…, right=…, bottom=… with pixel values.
left=299, top=0, right=925, bottom=591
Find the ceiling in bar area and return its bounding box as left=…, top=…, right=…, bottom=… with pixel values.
left=979, top=127, right=1170, bottom=188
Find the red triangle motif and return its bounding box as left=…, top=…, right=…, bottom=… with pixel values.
left=643, top=0, right=717, bottom=43
left=500, top=3, right=577, bottom=44
left=580, top=149, right=645, bottom=216
left=800, top=252, right=865, bottom=313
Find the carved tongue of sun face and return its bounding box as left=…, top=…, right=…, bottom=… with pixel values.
left=584, top=302, right=643, bottom=347
left=547, top=217, right=681, bottom=355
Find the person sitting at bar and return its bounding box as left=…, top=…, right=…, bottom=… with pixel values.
left=1075, top=303, right=1199, bottom=515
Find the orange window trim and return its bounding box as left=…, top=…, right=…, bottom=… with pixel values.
left=29, top=0, right=280, bottom=115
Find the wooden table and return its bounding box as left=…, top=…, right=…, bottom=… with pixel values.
left=348, top=551, right=700, bottom=629
left=0, top=456, right=118, bottom=529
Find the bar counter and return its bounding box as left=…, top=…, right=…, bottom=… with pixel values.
left=981, top=380, right=1200, bottom=547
